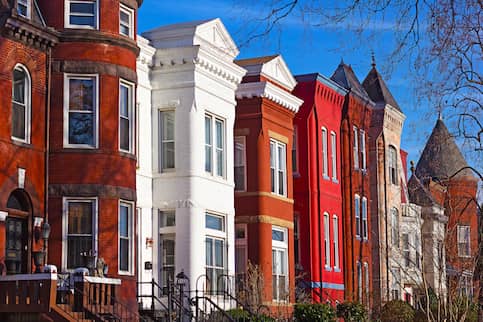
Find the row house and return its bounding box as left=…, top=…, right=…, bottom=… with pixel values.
left=363, top=61, right=406, bottom=310
left=292, top=73, right=346, bottom=303
left=1, top=0, right=144, bottom=320
left=330, top=62, right=374, bottom=307
left=233, top=55, right=302, bottom=308
left=136, top=18, right=246, bottom=303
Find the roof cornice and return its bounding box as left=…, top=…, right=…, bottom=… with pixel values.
left=236, top=81, right=303, bottom=113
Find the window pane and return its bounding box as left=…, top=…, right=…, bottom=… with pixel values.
left=120, top=118, right=130, bottom=150
left=120, top=205, right=129, bottom=237
left=120, top=238, right=129, bottom=271
left=68, top=202, right=92, bottom=234
left=70, top=15, right=95, bottom=26
left=205, top=116, right=212, bottom=144
left=13, top=69, right=26, bottom=104
left=162, top=112, right=175, bottom=141
left=69, top=112, right=94, bottom=145
left=278, top=170, right=284, bottom=195
left=70, top=3, right=95, bottom=14
left=205, top=146, right=212, bottom=172
left=160, top=211, right=175, bottom=227
left=206, top=214, right=223, bottom=231
left=215, top=239, right=223, bottom=267
left=272, top=229, right=284, bottom=242
left=216, top=150, right=223, bottom=176
left=12, top=103, right=26, bottom=139
left=205, top=238, right=213, bottom=265
left=120, top=24, right=130, bottom=35
left=120, top=10, right=129, bottom=24
left=215, top=120, right=223, bottom=149
left=69, top=79, right=94, bottom=111
left=17, top=3, right=28, bottom=17
left=120, top=85, right=129, bottom=117
left=67, top=236, right=92, bottom=269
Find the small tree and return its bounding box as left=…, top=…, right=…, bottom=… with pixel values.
left=336, top=301, right=367, bottom=322
left=294, top=303, right=336, bottom=322
left=380, top=300, right=415, bottom=322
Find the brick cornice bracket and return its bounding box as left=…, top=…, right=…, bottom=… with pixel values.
left=2, top=16, right=58, bottom=50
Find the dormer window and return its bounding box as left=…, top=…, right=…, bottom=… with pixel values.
left=17, top=0, right=30, bottom=19
left=66, top=0, right=98, bottom=29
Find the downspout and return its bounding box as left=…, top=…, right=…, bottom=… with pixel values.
left=44, top=47, right=52, bottom=260
left=313, top=101, right=324, bottom=300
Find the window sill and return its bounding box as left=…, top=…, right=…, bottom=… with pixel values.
left=63, top=144, right=97, bottom=150
left=324, top=266, right=332, bottom=271
left=331, top=178, right=339, bottom=184
left=65, top=25, right=98, bottom=30
left=11, top=139, right=31, bottom=148
left=334, top=268, right=341, bottom=273
left=322, top=175, right=330, bottom=181
left=118, top=271, right=134, bottom=277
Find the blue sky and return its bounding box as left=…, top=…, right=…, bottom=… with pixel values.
left=138, top=0, right=479, bottom=180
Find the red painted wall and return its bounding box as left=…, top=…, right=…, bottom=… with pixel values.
left=293, top=75, right=345, bottom=303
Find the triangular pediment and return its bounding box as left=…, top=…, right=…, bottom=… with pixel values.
left=236, top=55, right=297, bottom=90
left=194, top=18, right=239, bottom=58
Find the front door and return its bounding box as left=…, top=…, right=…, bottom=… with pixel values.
left=5, top=216, right=28, bottom=274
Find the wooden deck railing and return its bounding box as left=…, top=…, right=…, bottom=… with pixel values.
left=0, top=273, right=57, bottom=313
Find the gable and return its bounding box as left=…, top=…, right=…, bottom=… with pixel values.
left=194, top=18, right=239, bottom=58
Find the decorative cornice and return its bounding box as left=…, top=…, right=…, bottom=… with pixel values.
left=236, top=81, right=303, bottom=113
left=194, top=55, right=244, bottom=86
left=2, top=16, right=58, bottom=50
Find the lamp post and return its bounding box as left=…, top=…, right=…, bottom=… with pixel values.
left=41, top=221, right=51, bottom=262
left=176, top=270, right=189, bottom=322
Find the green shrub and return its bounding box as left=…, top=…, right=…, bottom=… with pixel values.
left=380, top=300, right=415, bottom=322
left=336, top=301, right=367, bottom=321
left=294, top=303, right=336, bottom=322
left=226, top=308, right=275, bottom=322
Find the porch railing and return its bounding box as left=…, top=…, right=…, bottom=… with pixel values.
left=0, top=273, right=57, bottom=313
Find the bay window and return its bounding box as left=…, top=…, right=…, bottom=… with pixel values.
left=205, top=114, right=225, bottom=177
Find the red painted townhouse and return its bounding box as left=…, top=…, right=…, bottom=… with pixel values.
left=234, top=55, right=303, bottom=310
left=330, top=62, right=374, bottom=309
left=292, top=73, right=347, bottom=303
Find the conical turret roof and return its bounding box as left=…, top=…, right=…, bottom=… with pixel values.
left=414, top=119, right=474, bottom=180
left=362, top=66, right=401, bottom=111
left=330, top=62, right=370, bottom=101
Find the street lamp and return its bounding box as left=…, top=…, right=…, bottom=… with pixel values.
left=176, top=271, right=189, bottom=321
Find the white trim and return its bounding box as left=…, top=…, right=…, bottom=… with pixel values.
left=323, top=212, right=330, bottom=269
left=332, top=214, right=339, bottom=269
left=64, top=0, right=99, bottom=29
left=63, top=73, right=99, bottom=149
left=361, top=197, right=368, bottom=241
left=355, top=194, right=361, bottom=239
left=235, top=81, right=303, bottom=113
left=119, top=79, right=135, bottom=153
left=330, top=130, right=337, bottom=182
left=119, top=4, right=134, bottom=38
left=17, top=0, right=31, bottom=19
left=204, top=113, right=226, bottom=179
left=159, top=110, right=175, bottom=172
left=360, top=130, right=366, bottom=170
left=271, top=225, right=288, bottom=302
left=62, top=197, right=98, bottom=272
left=118, top=200, right=134, bottom=275
left=321, top=127, right=328, bottom=179
left=353, top=126, right=359, bottom=170
left=11, top=64, right=31, bottom=144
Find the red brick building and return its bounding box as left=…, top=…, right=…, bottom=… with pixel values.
left=234, top=55, right=302, bottom=309
left=292, top=73, right=347, bottom=303
left=410, top=119, right=480, bottom=300
left=37, top=0, right=142, bottom=308
left=330, top=62, right=374, bottom=308
left=0, top=0, right=57, bottom=277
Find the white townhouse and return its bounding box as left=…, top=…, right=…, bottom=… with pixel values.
left=136, top=19, right=246, bottom=299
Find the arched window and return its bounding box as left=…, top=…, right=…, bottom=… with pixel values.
left=388, top=145, right=398, bottom=185
left=12, top=65, right=31, bottom=142
left=391, top=207, right=399, bottom=247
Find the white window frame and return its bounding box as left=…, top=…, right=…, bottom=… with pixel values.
left=272, top=226, right=288, bottom=302
left=11, top=64, right=31, bottom=143
left=270, top=139, right=287, bottom=196
left=362, top=197, right=368, bottom=241
left=119, top=4, right=134, bottom=38
left=364, top=262, right=370, bottom=306
left=205, top=212, right=227, bottom=293
left=360, top=130, right=366, bottom=170
left=118, top=200, right=134, bottom=275
left=321, top=127, right=329, bottom=179
left=324, top=212, right=331, bottom=269
left=159, top=233, right=175, bottom=288
left=330, top=131, right=337, bottom=182
left=357, top=261, right=362, bottom=301
left=17, top=0, right=31, bottom=19
left=65, top=0, right=99, bottom=29
left=63, top=74, right=99, bottom=149
left=333, top=215, right=339, bottom=270
left=457, top=225, right=471, bottom=257
left=205, top=113, right=225, bottom=178
left=234, top=136, right=246, bottom=192
left=292, top=126, right=298, bottom=174
left=355, top=194, right=361, bottom=239
left=159, top=110, right=175, bottom=171
left=62, top=197, right=98, bottom=271
left=353, top=126, right=359, bottom=169
left=119, top=80, right=134, bottom=153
